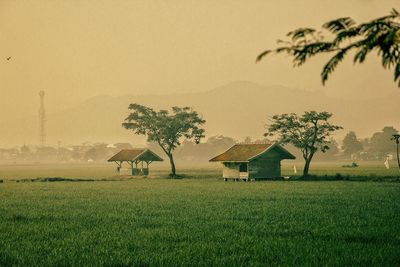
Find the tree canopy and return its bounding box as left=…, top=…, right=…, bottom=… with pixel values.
left=342, top=131, right=363, bottom=158
left=257, top=9, right=400, bottom=86
left=369, top=126, right=398, bottom=158
left=265, top=111, right=342, bottom=176
left=123, top=104, right=206, bottom=177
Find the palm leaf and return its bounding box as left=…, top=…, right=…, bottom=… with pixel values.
left=275, top=46, right=295, bottom=54
left=256, top=50, right=272, bottom=62
left=395, top=62, right=400, bottom=86
left=321, top=48, right=348, bottom=84
left=276, top=39, right=292, bottom=45
left=333, top=27, right=361, bottom=45
left=353, top=46, right=370, bottom=64
left=292, top=42, right=336, bottom=66
left=323, top=17, right=356, bottom=33
left=258, top=9, right=400, bottom=87
left=287, top=28, right=316, bottom=42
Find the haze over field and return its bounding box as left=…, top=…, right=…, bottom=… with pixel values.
left=0, top=0, right=398, bottom=146
left=0, top=81, right=399, bottom=146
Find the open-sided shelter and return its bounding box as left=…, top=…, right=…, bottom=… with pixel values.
left=108, top=149, right=163, bottom=176
left=209, top=143, right=295, bottom=181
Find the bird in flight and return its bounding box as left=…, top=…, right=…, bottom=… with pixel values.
left=6, top=57, right=11, bottom=61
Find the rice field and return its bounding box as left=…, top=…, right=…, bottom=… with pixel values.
left=0, top=162, right=399, bottom=266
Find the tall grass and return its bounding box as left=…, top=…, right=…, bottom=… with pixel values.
left=1, top=179, right=399, bottom=266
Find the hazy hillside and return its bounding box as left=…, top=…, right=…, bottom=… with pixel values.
left=0, top=81, right=398, bottom=146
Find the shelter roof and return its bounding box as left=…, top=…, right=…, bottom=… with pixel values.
left=108, top=149, right=163, bottom=162
left=209, top=143, right=295, bottom=162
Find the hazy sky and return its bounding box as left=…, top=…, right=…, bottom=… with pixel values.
left=0, top=0, right=398, bottom=123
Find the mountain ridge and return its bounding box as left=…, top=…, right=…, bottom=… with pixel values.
left=0, top=81, right=398, bottom=147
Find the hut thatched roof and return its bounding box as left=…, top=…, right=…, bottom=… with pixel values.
left=209, top=143, right=295, bottom=162
left=108, top=149, right=163, bottom=162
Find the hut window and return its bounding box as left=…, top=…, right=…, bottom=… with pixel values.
left=239, top=163, right=248, bottom=172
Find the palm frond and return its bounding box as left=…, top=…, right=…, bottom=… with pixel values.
left=333, top=27, right=361, bottom=45
left=256, top=50, right=271, bottom=62
left=321, top=48, right=348, bottom=84
left=353, top=46, right=370, bottom=64
left=292, top=42, right=336, bottom=66
left=323, top=17, right=356, bottom=33
left=395, top=62, right=400, bottom=86
left=370, top=9, right=400, bottom=23
left=380, top=43, right=400, bottom=69
left=287, top=28, right=316, bottom=42
left=382, top=28, right=398, bottom=46
left=276, top=39, right=291, bottom=45
left=257, top=9, right=400, bottom=87
left=359, top=21, right=395, bottom=35
left=275, top=46, right=295, bottom=54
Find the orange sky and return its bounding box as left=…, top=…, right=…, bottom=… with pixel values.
left=0, top=0, right=398, bottom=140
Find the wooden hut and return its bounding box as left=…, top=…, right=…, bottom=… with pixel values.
left=108, top=149, right=163, bottom=176
left=209, top=143, right=295, bottom=181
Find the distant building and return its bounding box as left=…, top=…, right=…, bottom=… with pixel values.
left=108, top=149, right=163, bottom=176
left=209, top=143, right=295, bottom=181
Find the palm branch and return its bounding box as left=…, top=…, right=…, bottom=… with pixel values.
left=257, top=9, right=400, bottom=87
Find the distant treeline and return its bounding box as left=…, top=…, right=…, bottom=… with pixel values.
left=0, top=126, right=397, bottom=164
left=283, top=126, right=398, bottom=162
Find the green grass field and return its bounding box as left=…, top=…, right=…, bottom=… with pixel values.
left=1, top=163, right=399, bottom=266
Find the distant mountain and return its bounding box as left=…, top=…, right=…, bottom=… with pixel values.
left=0, top=81, right=398, bottom=146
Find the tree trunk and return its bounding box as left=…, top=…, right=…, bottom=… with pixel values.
left=168, top=153, right=176, bottom=177
left=396, top=141, right=400, bottom=172
left=303, top=153, right=315, bottom=177
left=303, top=159, right=311, bottom=177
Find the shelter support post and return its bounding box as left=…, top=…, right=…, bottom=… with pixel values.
left=114, top=161, right=122, bottom=174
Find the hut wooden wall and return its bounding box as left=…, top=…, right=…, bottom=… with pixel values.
left=249, top=148, right=282, bottom=178
left=222, top=162, right=240, bottom=178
